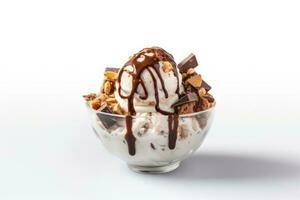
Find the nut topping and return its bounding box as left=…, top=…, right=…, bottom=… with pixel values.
left=187, top=74, right=202, bottom=88
left=162, top=61, right=173, bottom=73
left=83, top=93, right=97, bottom=101
left=104, top=81, right=112, bottom=95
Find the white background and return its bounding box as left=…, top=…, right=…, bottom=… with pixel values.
left=1, top=0, right=300, bottom=199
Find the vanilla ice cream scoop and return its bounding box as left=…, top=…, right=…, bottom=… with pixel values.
left=115, top=47, right=184, bottom=115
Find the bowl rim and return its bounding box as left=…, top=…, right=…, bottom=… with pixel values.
left=86, top=101, right=216, bottom=118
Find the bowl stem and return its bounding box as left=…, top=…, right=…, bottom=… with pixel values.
left=127, top=161, right=180, bottom=174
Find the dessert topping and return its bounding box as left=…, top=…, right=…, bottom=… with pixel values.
left=172, top=92, right=198, bottom=108
left=177, top=53, right=198, bottom=73
left=201, top=80, right=211, bottom=92
left=96, top=103, right=117, bottom=129
left=83, top=93, right=97, bottom=101
left=162, top=61, right=173, bottom=73
left=187, top=74, right=202, bottom=88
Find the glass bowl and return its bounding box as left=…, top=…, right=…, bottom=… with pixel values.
left=86, top=104, right=215, bottom=173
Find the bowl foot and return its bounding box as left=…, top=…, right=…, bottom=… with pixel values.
left=128, top=162, right=180, bottom=174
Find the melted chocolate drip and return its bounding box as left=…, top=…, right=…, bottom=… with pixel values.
left=147, top=68, right=172, bottom=115
left=125, top=115, right=136, bottom=155
left=118, top=47, right=181, bottom=155
left=139, top=80, right=148, bottom=100
left=118, top=47, right=179, bottom=115
left=168, top=114, right=179, bottom=150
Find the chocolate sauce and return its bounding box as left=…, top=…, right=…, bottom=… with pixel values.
left=139, top=80, right=148, bottom=100
left=118, top=47, right=181, bottom=155
left=168, top=114, right=179, bottom=150
left=125, top=115, right=136, bottom=155
left=147, top=68, right=172, bottom=115
left=118, top=47, right=179, bottom=115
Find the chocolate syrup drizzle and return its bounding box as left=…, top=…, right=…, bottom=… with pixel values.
left=118, top=47, right=180, bottom=155
left=168, top=114, right=179, bottom=150
left=125, top=115, right=136, bottom=155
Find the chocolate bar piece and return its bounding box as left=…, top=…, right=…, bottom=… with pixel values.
left=96, top=103, right=117, bottom=129
left=201, top=80, right=211, bottom=91
left=172, top=92, right=198, bottom=108
left=178, top=53, right=198, bottom=73
left=105, top=67, right=119, bottom=73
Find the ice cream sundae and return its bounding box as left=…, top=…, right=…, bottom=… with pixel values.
left=84, top=47, right=215, bottom=173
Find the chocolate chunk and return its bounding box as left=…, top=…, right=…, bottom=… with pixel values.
left=178, top=53, right=198, bottom=73
left=105, top=67, right=119, bottom=73
left=96, top=103, right=117, bottom=129
left=172, top=92, right=198, bottom=108
left=150, top=143, right=156, bottom=150
left=186, top=85, right=198, bottom=93
left=201, top=80, right=211, bottom=91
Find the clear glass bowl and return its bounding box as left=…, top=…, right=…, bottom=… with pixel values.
left=86, top=104, right=215, bottom=173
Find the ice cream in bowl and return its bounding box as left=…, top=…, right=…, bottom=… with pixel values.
left=83, top=47, right=215, bottom=173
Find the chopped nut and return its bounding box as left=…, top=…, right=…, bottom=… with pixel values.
left=186, top=68, right=195, bottom=75
left=177, top=102, right=196, bottom=114
left=90, top=98, right=101, bottom=110
left=104, top=71, right=118, bottom=81
left=201, top=97, right=210, bottom=110
left=204, top=93, right=215, bottom=103
left=83, top=93, right=97, bottom=101
left=198, top=88, right=206, bottom=96
left=106, top=97, right=117, bottom=103
left=98, top=93, right=108, bottom=101
left=194, top=101, right=203, bottom=112
left=162, top=61, right=173, bottom=73
left=112, top=103, right=124, bottom=114
left=108, top=94, right=115, bottom=98
left=187, top=74, right=202, bottom=88
left=104, top=81, right=112, bottom=94
left=89, top=94, right=108, bottom=110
